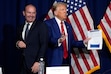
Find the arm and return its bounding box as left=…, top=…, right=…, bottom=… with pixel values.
left=16, top=24, right=26, bottom=49
left=45, top=20, right=60, bottom=48
left=37, top=22, right=48, bottom=61
left=69, top=25, right=85, bottom=48
left=31, top=22, right=48, bottom=73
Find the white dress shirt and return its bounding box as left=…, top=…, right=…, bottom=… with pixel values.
left=55, top=17, right=68, bottom=47
left=22, top=22, right=33, bottom=40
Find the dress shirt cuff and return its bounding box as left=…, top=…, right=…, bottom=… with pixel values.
left=58, top=39, right=62, bottom=47
left=16, top=41, right=20, bottom=49
left=83, top=41, right=87, bottom=47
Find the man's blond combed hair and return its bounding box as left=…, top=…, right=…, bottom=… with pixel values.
left=52, top=2, right=67, bottom=15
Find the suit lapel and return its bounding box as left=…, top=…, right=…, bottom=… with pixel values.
left=52, top=18, right=61, bottom=38
left=20, top=24, right=24, bottom=40
left=64, top=22, right=70, bottom=34
left=64, top=22, right=70, bottom=50
left=26, top=21, right=36, bottom=40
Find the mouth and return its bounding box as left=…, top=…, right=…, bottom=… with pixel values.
left=28, top=16, right=34, bottom=19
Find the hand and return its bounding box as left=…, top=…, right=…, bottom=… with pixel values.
left=59, top=32, right=66, bottom=43
left=16, top=41, right=26, bottom=48
left=83, top=38, right=91, bottom=46
left=31, top=62, right=40, bottom=73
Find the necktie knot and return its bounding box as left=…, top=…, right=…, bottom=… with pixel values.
left=60, top=21, right=65, bottom=35
left=61, top=21, right=63, bottom=25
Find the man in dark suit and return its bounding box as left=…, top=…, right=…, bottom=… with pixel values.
left=16, top=4, right=48, bottom=74
left=44, top=2, right=90, bottom=67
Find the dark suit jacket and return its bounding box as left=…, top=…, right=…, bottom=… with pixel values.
left=17, top=20, right=48, bottom=69
left=45, top=18, right=85, bottom=66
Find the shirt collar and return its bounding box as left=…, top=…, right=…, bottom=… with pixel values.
left=25, top=22, right=33, bottom=25
left=55, top=16, right=65, bottom=25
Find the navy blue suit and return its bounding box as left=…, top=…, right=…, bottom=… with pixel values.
left=45, top=18, right=85, bottom=66
left=17, top=20, right=48, bottom=69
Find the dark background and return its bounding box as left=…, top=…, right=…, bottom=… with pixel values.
left=0, top=0, right=111, bottom=74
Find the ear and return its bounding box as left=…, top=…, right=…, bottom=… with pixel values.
left=23, top=11, right=25, bottom=16
left=54, top=11, right=57, bottom=16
